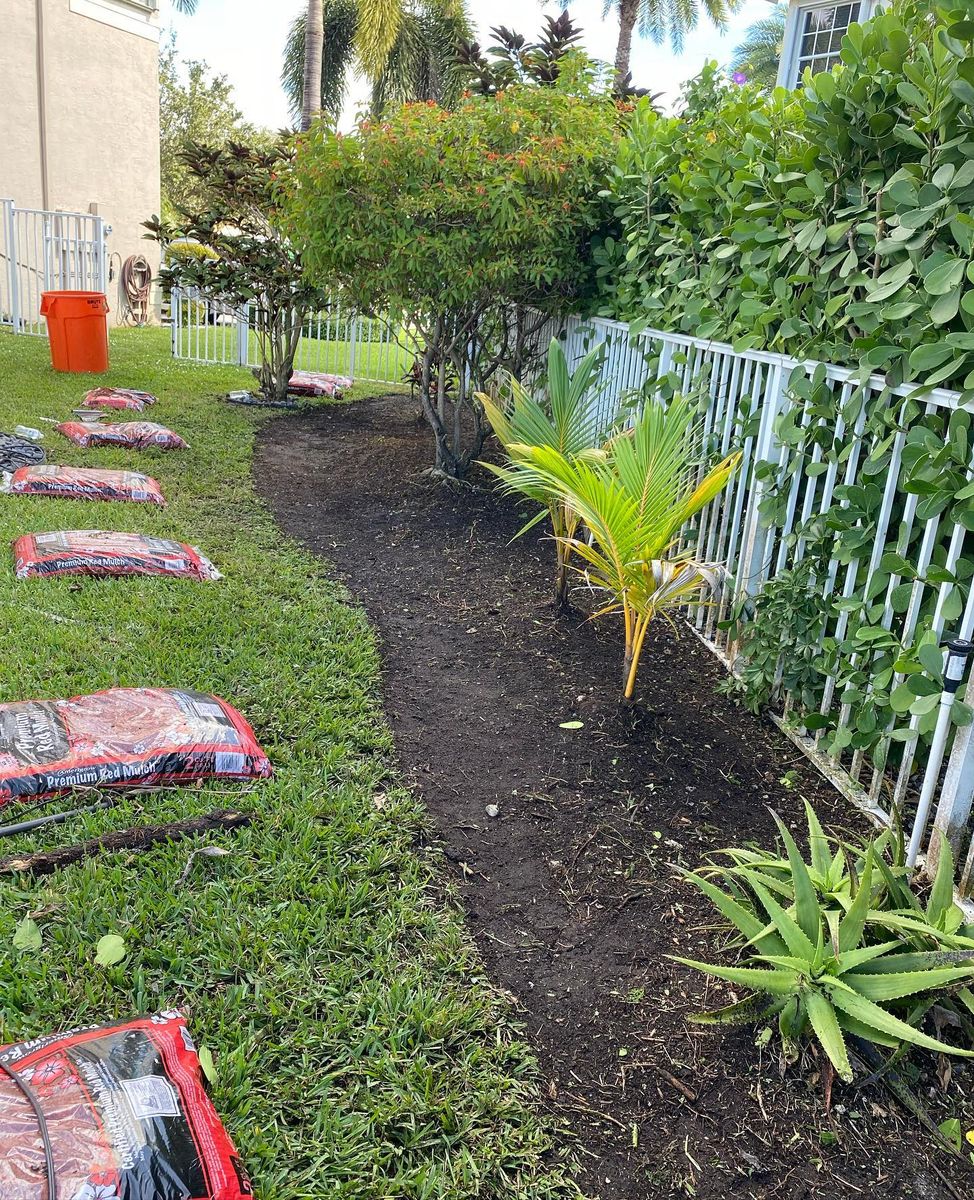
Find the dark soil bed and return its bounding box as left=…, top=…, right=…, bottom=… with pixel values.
left=255, top=395, right=974, bottom=1200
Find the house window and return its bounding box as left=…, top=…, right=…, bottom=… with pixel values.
left=778, top=1, right=875, bottom=89
left=796, top=3, right=856, bottom=75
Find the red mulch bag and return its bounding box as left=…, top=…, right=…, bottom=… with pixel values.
left=82, top=387, right=157, bottom=411
left=13, top=531, right=221, bottom=582
left=0, top=687, right=271, bottom=803
left=0, top=465, right=166, bottom=506
left=287, top=371, right=352, bottom=397
left=0, top=1011, right=252, bottom=1200
left=57, top=422, right=188, bottom=451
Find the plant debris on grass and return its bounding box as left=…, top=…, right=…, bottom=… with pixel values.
left=0, top=329, right=578, bottom=1200
left=256, top=393, right=974, bottom=1200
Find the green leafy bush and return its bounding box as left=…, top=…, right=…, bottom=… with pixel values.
left=597, top=0, right=974, bottom=396
left=681, top=804, right=974, bottom=1084
left=286, top=86, right=626, bottom=476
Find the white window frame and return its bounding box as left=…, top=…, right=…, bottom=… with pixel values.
left=776, top=0, right=876, bottom=89
left=69, top=0, right=160, bottom=42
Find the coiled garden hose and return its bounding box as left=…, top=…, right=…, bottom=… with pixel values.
left=0, top=1054, right=57, bottom=1199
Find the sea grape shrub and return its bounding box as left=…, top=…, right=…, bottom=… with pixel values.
left=597, top=0, right=974, bottom=396
left=146, top=141, right=329, bottom=404
left=286, top=87, right=625, bottom=476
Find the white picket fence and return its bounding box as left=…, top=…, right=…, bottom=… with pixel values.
left=169, top=291, right=974, bottom=888
left=169, top=287, right=416, bottom=386
left=0, top=200, right=109, bottom=336
left=554, top=313, right=974, bottom=890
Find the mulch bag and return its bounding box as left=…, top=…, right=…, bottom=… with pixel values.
left=287, top=371, right=352, bottom=397
left=57, top=422, right=188, bottom=451
left=13, top=531, right=221, bottom=582
left=0, top=1011, right=252, bottom=1200
left=0, top=433, right=46, bottom=473
left=82, top=387, right=157, bottom=412
left=0, top=687, right=271, bottom=803
left=0, top=465, right=166, bottom=506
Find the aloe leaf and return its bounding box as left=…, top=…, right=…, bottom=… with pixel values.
left=927, top=840, right=956, bottom=927
left=955, top=987, right=974, bottom=1017
left=836, top=941, right=902, bottom=972
left=771, top=812, right=820, bottom=943
left=689, top=995, right=782, bottom=1025
left=849, top=948, right=974, bottom=974
left=748, top=877, right=817, bottom=962
left=835, top=1011, right=902, bottom=1050
left=804, top=802, right=832, bottom=880
left=838, top=843, right=874, bottom=953
left=806, top=989, right=853, bottom=1082
left=682, top=870, right=786, bottom=954
left=826, top=982, right=974, bottom=1056
left=672, top=957, right=800, bottom=996
left=847, top=965, right=974, bottom=1003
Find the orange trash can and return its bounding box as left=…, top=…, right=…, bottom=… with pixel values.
left=40, top=290, right=110, bottom=373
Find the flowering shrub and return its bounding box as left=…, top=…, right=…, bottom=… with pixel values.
left=147, top=141, right=328, bottom=403
left=286, top=87, right=624, bottom=476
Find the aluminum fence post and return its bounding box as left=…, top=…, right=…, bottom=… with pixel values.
left=734, top=358, right=788, bottom=598
left=349, top=309, right=359, bottom=380
left=927, top=640, right=974, bottom=875
left=236, top=303, right=250, bottom=367
left=3, top=200, right=21, bottom=333
left=908, top=640, right=974, bottom=870
left=95, top=216, right=108, bottom=296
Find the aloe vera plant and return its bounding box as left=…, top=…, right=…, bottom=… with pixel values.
left=679, top=804, right=974, bottom=1084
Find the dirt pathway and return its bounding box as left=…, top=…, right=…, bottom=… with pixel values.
left=255, top=395, right=971, bottom=1200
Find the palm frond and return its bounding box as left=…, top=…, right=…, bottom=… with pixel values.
left=356, top=0, right=406, bottom=80
left=371, top=6, right=473, bottom=118
left=731, top=4, right=787, bottom=89
left=607, top=0, right=743, bottom=55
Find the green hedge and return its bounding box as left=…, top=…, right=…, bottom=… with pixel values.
left=596, top=0, right=974, bottom=396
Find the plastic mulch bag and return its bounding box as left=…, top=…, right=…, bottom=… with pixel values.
left=0, top=1011, right=253, bottom=1200
left=0, top=687, right=271, bottom=803
left=287, top=371, right=352, bottom=397
left=13, top=531, right=221, bottom=582
left=56, top=422, right=188, bottom=451
left=82, top=387, right=157, bottom=412
left=0, top=465, right=166, bottom=506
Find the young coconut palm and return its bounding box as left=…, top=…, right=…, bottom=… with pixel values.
left=479, top=338, right=617, bottom=608
left=513, top=394, right=740, bottom=699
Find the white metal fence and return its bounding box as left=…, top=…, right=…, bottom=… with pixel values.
left=170, top=287, right=417, bottom=386
left=553, top=312, right=974, bottom=891
left=0, top=200, right=109, bottom=336
left=170, top=290, right=974, bottom=885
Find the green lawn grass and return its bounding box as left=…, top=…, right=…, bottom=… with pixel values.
left=0, top=328, right=576, bottom=1200
left=172, top=318, right=417, bottom=386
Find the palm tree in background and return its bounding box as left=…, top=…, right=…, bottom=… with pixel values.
left=730, top=3, right=787, bottom=89
left=302, top=0, right=326, bottom=130
left=605, top=0, right=743, bottom=88
left=282, top=1, right=471, bottom=123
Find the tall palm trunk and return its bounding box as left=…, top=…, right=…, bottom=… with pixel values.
left=301, top=0, right=325, bottom=131
left=613, top=0, right=639, bottom=89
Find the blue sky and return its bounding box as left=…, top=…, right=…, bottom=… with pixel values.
left=158, top=0, right=774, bottom=128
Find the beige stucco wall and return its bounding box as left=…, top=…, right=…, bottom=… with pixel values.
left=0, top=0, right=161, bottom=323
